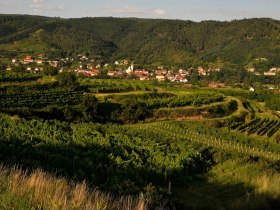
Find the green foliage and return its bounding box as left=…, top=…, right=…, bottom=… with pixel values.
left=108, top=92, right=224, bottom=109
left=0, top=89, right=83, bottom=108
left=216, top=89, right=276, bottom=102
left=80, top=79, right=154, bottom=93
left=206, top=100, right=238, bottom=118
left=0, top=114, right=206, bottom=199
left=145, top=120, right=280, bottom=155
left=0, top=71, right=41, bottom=82
left=143, top=183, right=164, bottom=207
left=1, top=15, right=280, bottom=66
left=120, top=98, right=150, bottom=123
left=231, top=117, right=280, bottom=138
left=43, top=65, right=59, bottom=76
left=0, top=74, right=279, bottom=209
left=215, top=88, right=280, bottom=111
left=266, top=96, right=280, bottom=111
left=56, top=72, right=78, bottom=88
left=82, top=94, right=98, bottom=121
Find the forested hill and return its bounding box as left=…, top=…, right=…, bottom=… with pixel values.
left=1, top=14, right=280, bottom=67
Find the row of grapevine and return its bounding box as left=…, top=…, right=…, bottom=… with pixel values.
left=107, top=92, right=225, bottom=109
left=0, top=71, right=41, bottom=82
left=232, top=117, right=280, bottom=137
left=131, top=122, right=280, bottom=161
left=0, top=90, right=83, bottom=108
left=150, top=99, right=237, bottom=121
left=267, top=122, right=280, bottom=137
left=247, top=119, right=267, bottom=134
left=80, top=79, right=154, bottom=93
left=0, top=114, right=207, bottom=194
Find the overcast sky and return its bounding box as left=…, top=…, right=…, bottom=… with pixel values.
left=0, top=0, right=279, bottom=21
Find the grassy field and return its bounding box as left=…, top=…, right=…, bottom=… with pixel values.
left=172, top=157, right=280, bottom=210
left=0, top=165, right=148, bottom=210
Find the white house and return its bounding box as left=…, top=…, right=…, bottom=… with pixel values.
left=126, top=64, right=134, bottom=74
left=247, top=67, right=256, bottom=73
left=156, top=75, right=165, bottom=81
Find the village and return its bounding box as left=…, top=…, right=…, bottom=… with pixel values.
left=4, top=54, right=213, bottom=82
left=2, top=54, right=280, bottom=89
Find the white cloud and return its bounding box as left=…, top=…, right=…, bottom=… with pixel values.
left=110, top=6, right=167, bottom=17
left=29, top=0, right=63, bottom=15
left=154, top=9, right=167, bottom=16
left=32, top=0, right=43, bottom=4
left=30, top=0, right=44, bottom=14
left=48, top=5, right=64, bottom=12
left=113, top=6, right=150, bottom=15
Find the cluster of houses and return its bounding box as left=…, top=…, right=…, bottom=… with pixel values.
left=247, top=67, right=280, bottom=76
left=76, top=64, right=192, bottom=82
left=4, top=55, right=279, bottom=84
left=8, top=55, right=60, bottom=73
left=75, top=61, right=218, bottom=82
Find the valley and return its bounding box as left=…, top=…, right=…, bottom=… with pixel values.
left=0, top=14, right=279, bottom=210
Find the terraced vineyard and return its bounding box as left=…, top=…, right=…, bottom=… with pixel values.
left=106, top=92, right=225, bottom=109
left=129, top=121, right=280, bottom=161
left=0, top=90, right=83, bottom=108
left=0, top=71, right=41, bottom=82
left=0, top=73, right=279, bottom=209
left=80, top=79, right=154, bottom=93
left=230, top=117, right=280, bottom=138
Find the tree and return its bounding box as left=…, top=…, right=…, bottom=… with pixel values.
left=44, top=65, right=58, bottom=76
left=63, top=106, right=73, bottom=121
left=0, top=61, right=6, bottom=71
left=56, top=72, right=78, bottom=88
left=121, top=99, right=150, bottom=123
left=82, top=95, right=98, bottom=121
left=13, top=64, right=25, bottom=72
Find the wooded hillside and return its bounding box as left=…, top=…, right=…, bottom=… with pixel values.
left=0, top=14, right=280, bottom=67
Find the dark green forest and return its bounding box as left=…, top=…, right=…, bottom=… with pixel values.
left=0, top=14, right=280, bottom=67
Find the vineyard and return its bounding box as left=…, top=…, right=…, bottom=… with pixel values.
left=0, top=71, right=41, bottom=82
left=242, top=100, right=262, bottom=113
left=215, top=88, right=280, bottom=111
left=0, top=114, right=207, bottom=193
left=80, top=79, right=154, bottom=93
left=149, top=99, right=238, bottom=121
left=129, top=121, right=280, bottom=161
left=230, top=117, right=280, bottom=138
left=106, top=92, right=225, bottom=109
left=0, top=76, right=280, bottom=209
left=0, top=90, right=83, bottom=108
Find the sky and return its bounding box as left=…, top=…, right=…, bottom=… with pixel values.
left=0, top=0, right=279, bottom=21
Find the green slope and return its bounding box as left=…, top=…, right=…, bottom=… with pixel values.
left=0, top=14, right=280, bottom=66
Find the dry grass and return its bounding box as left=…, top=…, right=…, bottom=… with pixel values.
left=0, top=165, right=147, bottom=210
left=255, top=174, right=280, bottom=198
left=210, top=159, right=280, bottom=199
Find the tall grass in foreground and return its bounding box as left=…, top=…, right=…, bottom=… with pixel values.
left=0, top=165, right=147, bottom=210
left=210, top=159, right=280, bottom=199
